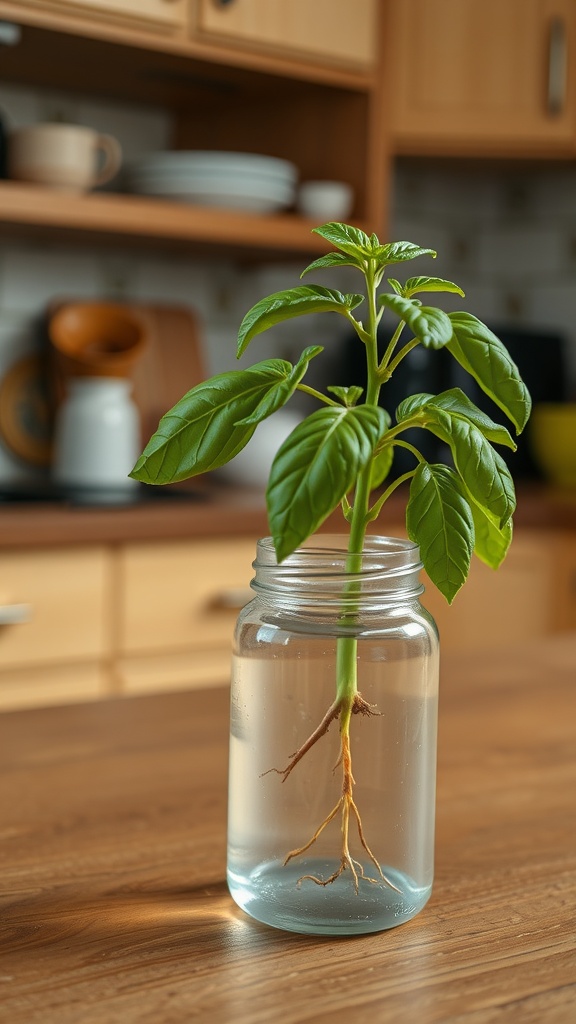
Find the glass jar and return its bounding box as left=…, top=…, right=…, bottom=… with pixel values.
left=227, top=534, right=439, bottom=936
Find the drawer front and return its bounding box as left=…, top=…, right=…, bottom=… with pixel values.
left=0, top=546, right=111, bottom=668
left=15, top=0, right=187, bottom=31
left=196, top=0, right=377, bottom=69
left=118, top=648, right=232, bottom=694
left=120, top=538, right=255, bottom=655
left=0, top=661, right=109, bottom=710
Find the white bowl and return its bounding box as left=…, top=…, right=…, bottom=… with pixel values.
left=297, top=180, right=354, bottom=220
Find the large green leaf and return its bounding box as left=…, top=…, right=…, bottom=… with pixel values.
left=426, top=407, right=516, bottom=528
left=447, top=313, right=532, bottom=434
left=267, top=405, right=388, bottom=562
left=380, top=294, right=453, bottom=349
left=471, top=501, right=513, bottom=569
left=406, top=462, right=474, bottom=603
left=427, top=389, right=516, bottom=449
left=237, top=285, right=363, bottom=356
left=236, top=345, right=323, bottom=425
left=130, top=359, right=293, bottom=484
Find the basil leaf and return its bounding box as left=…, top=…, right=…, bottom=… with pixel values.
left=267, top=405, right=388, bottom=562
left=130, top=359, right=291, bottom=484
left=301, top=252, right=364, bottom=276
left=237, top=285, right=363, bottom=356
left=396, top=392, right=435, bottom=422
left=312, top=222, right=374, bottom=257
left=426, top=407, right=516, bottom=528
left=236, top=345, right=323, bottom=425
left=428, top=388, right=516, bottom=449
left=402, top=276, right=465, bottom=298
left=380, top=294, right=453, bottom=349
left=406, top=462, right=474, bottom=604
left=447, top=312, right=532, bottom=434
left=376, top=241, right=437, bottom=264
left=471, top=502, right=513, bottom=570
left=327, top=385, right=364, bottom=407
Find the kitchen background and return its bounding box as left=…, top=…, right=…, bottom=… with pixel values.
left=1, top=79, right=576, bottom=490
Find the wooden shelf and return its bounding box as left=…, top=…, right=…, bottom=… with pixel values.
left=0, top=181, right=339, bottom=258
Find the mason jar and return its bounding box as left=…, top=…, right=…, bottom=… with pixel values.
left=227, top=534, right=439, bottom=936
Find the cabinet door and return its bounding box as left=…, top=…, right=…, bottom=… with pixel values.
left=15, top=0, right=187, bottom=32
left=388, top=0, right=576, bottom=156
left=196, top=0, right=377, bottom=69
left=0, top=546, right=111, bottom=668
left=119, top=538, right=255, bottom=657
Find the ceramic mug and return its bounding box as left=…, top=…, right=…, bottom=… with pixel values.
left=8, top=122, right=122, bottom=191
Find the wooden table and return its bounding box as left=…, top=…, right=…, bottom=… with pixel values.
left=1, top=635, right=575, bottom=1023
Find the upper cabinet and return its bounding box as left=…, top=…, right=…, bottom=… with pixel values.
left=387, top=0, right=576, bottom=157
left=196, top=0, right=377, bottom=71
left=0, top=0, right=388, bottom=256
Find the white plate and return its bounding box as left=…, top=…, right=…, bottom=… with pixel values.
left=134, top=191, right=291, bottom=213
left=128, top=151, right=298, bottom=183
left=130, top=176, right=295, bottom=202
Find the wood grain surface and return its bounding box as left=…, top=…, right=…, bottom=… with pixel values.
left=1, top=635, right=575, bottom=1023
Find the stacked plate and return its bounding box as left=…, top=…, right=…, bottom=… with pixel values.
left=126, top=151, right=298, bottom=214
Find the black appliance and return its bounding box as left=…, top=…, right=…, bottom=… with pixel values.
left=338, top=324, right=569, bottom=480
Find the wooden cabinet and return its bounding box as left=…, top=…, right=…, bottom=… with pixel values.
left=387, top=0, right=576, bottom=157
left=0, top=524, right=575, bottom=710
left=117, top=537, right=254, bottom=693
left=196, top=0, right=377, bottom=70
left=0, top=546, right=113, bottom=709
left=14, top=0, right=187, bottom=32
left=0, top=0, right=388, bottom=254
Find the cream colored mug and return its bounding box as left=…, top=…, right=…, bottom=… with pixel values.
left=8, top=122, right=122, bottom=192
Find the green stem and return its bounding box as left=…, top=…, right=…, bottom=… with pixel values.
left=336, top=259, right=381, bottom=714
left=296, top=383, right=340, bottom=407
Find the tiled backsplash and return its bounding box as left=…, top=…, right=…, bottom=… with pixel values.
left=1, top=82, right=575, bottom=484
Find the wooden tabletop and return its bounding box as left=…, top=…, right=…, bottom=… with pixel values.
left=1, top=635, right=575, bottom=1023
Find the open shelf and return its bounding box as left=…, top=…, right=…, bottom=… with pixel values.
left=0, top=181, right=341, bottom=259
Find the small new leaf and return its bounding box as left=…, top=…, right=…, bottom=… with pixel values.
left=401, top=276, right=465, bottom=298
left=327, top=385, right=364, bottom=407
left=312, top=222, right=373, bottom=257
left=380, top=294, right=453, bottom=349
left=301, top=252, right=365, bottom=276
left=237, top=285, right=363, bottom=357
left=267, top=405, right=388, bottom=562
left=406, top=463, right=474, bottom=603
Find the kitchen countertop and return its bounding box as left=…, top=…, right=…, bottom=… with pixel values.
left=1, top=633, right=575, bottom=1023
left=1, top=481, right=576, bottom=548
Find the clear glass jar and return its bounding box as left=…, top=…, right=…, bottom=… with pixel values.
left=227, top=534, right=439, bottom=936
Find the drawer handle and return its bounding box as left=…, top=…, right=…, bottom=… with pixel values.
left=208, top=588, right=252, bottom=611
left=0, top=603, right=32, bottom=626
left=548, top=16, right=567, bottom=115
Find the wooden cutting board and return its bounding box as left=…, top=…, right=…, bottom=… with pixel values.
left=128, top=303, right=206, bottom=447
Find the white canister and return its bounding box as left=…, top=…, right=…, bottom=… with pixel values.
left=53, top=377, right=140, bottom=503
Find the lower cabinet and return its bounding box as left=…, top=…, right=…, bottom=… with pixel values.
left=0, top=529, right=575, bottom=710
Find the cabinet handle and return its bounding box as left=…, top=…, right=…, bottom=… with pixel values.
left=208, top=588, right=252, bottom=611
left=548, top=16, right=567, bottom=116
left=213, top=0, right=236, bottom=7
left=0, top=602, right=32, bottom=626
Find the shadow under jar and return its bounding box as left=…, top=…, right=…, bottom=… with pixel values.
left=227, top=535, right=439, bottom=936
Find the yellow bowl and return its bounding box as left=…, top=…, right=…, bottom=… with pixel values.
left=529, top=403, right=576, bottom=488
